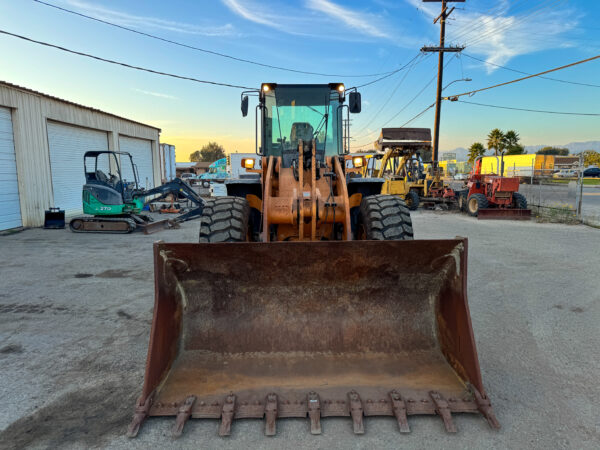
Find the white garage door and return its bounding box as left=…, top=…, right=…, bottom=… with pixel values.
left=119, top=136, right=154, bottom=189
left=47, top=122, right=109, bottom=214
left=0, top=106, right=22, bottom=230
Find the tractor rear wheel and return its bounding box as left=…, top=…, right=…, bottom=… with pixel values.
left=458, top=190, right=468, bottom=212
left=467, top=193, right=489, bottom=217
left=405, top=190, right=420, bottom=211
left=512, top=192, right=527, bottom=209
left=357, top=195, right=413, bottom=240
left=199, top=196, right=250, bottom=242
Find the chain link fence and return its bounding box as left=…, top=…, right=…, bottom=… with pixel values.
left=518, top=174, right=599, bottom=227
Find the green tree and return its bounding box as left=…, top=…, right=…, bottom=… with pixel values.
left=536, top=147, right=569, bottom=156
left=189, top=142, right=226, bottom=162
left=487, top=129, right=506, bottom=156
left=468, top=142, right=486, bottom=163
left=504, top=130, right=525, bottom=155
left=582, top=150, right=600, bottom=167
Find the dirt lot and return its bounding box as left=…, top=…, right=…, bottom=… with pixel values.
left=0, top=211, right=598, bottom=450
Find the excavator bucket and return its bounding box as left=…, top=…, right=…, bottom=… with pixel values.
left=128, top=239, right=499, bottom=438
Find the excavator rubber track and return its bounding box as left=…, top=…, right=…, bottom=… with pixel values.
left=69, top=217, right=136, bottom=233
left=128, top=239, right=499, bottom=438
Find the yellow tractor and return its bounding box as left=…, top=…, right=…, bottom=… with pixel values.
left=370, top=128, right=457, bottom=210
left=127, top=85, right=499, bottom=438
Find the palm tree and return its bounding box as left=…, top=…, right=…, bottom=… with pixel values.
left=468, top=142, right=486, bottom=163
left=504, top=130, right=525, bottom=155
left=487, top=129, right=506, bottom=156
left=504, top=130, right=519, bottom=148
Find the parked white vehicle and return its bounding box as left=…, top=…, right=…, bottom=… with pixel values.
left=453, top=173, right=469, bottom=180
left=553, top=169, right=578, bottom=178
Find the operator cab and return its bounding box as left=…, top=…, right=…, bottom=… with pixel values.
left=241, top=83, right=361, bottom=169
left=83, top=151, right=140, bottom=203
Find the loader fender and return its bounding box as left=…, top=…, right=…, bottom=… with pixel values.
left=225, top=178, right=262, bottom=199
left=346, top=177, right=385, bottom=198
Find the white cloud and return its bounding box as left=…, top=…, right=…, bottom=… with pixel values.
left=221, top=0, right=420, bottom=46
left=306, top=0, right=390, bottom=39
left=63, top=0, right=237, bottom=37
left=133, top=88, right=177, bottom=100
left=404, top=0, right=581, bottom=70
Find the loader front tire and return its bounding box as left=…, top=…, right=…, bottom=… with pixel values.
left=357, top=194, right=413, bottom=240
left=467, top=193, right=488, bottom=217
left=199, top=196, right=250, bottom=242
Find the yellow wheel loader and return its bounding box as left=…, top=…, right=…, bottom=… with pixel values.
left=373, top=128, right=458, bottom=210
left=128, top=84, right=499, bottom=438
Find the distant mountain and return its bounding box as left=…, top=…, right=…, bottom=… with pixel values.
left=524, top=141, right=600, bottom=154
left=440, top=141, right=600, bottom=161
left=439, top=147, right=469, bottom=160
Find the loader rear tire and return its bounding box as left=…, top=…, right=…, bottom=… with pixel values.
left=357, top=195, right=413, bottom=240
left=512, top=192, right=527, bottom=209
left=199, top=196, right=250, bottom=242
left=467, top=193, right=488, bottom=217
left=405, top=190, right=420, bottom=211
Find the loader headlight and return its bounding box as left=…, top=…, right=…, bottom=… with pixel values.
left=337, top=84, right=345, bottom=92
left=242, top=158, right=255, bottom=169
left=352, top=156, right=366, bottom=168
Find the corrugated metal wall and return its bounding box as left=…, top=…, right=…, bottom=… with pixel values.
left=0, top=83, right=161, bottom=227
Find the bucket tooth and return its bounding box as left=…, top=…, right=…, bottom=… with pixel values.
left=469, top=384, right=500, bottom=430
left=389, top=390, right=410, bottom=433
left=172, top=395, right=196, bottom=438
left=429, top=391, right=457, bottom=433
left=264, top=393, right=278, bottom=436
left=127, top=394, right=153, bottom=438
left=307, top=391, right=322, bottom=435
left=348, top=391, right=364, bottom=435
left=219, top=394, right=236, bottom=437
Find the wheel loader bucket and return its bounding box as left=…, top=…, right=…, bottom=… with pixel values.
left=128, top=239, right=499, bottom=438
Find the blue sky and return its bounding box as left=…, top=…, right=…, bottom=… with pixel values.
left=1, top=0, right=599, bottom=160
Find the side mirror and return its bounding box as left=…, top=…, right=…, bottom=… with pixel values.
left=241, top=95, right=249, bottom=117
left=349, top=92, right=361, bottom=114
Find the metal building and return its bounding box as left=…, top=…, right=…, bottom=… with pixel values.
left=159, top=143, right=176, bottom=182
left=0, top=81, right=161, bottom=231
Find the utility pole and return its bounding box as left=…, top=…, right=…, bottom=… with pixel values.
left=421, top=0, right=465, bottom=163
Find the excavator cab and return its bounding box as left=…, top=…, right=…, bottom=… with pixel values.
left=81, top=151, right=143, bottom=215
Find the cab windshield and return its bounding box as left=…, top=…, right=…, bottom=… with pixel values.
left=262, top=86, right=341, bottom=156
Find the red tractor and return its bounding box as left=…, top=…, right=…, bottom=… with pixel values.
left=458, top=156, right=531, bottom=219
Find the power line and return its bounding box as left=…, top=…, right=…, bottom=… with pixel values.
left=355, top=53, right=422, bottom=88
left=464, top=0, right=566, bottom=48
left=353, top=54, right=428, bottom=133
left=353, top=55, right=456, bottom=141
left=454, top=99, right=600, bottom=116
left=352, top=103, right=435, bottom=149
left=462, top=53, right=600, bottom=88
left=0, top=29, right=253, bottom=89
left=32, top=0, right=400, bottom=79
left=449, top=0, right=531, bottom=43
left=444, top=54, right=600, bottom=99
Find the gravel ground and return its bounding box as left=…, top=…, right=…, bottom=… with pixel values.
left=0, top=211, right=598, bottom=450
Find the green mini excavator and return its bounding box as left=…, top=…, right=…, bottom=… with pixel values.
left=69, top=150, right=204, bottom=233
